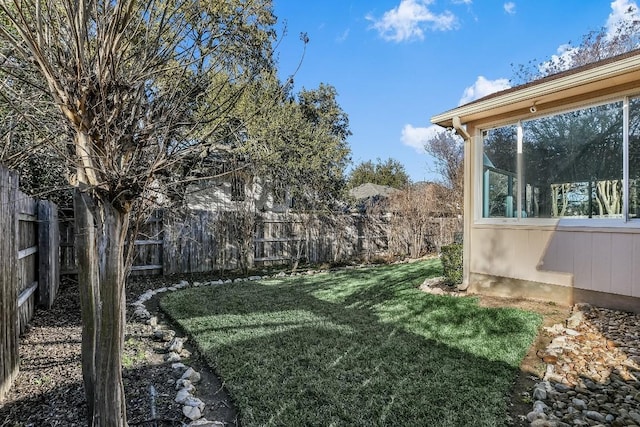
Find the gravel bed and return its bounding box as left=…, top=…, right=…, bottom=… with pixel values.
left=526, top=304, right=640, bottom=426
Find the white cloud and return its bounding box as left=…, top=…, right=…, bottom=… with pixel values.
left=503, top=2, right=516, bottom=14
left=459, top=76, right=511, bottom=105
left=452, top=0, right=472, bottom=4
left=336, top=28, right=350, bottom=43
left=367, top=0, right=458, bottom=43
left=538, top=44, right=578, bottom=75
left=401, top=124, right=442, bottom=153
left=606, top=0, right=640, bottom=34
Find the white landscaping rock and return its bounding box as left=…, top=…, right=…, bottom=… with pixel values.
left=176, top=379, right=195, bottom=392
left=168, top=337, right=187, bottom=353
left=135, top=310, right=151, bottom=321
left=172, top=362, right=187, bottom=372
left=181, top=367, right=201, bottom=384
left=184, top=396, right=205, bottom=411
left=175, top=388, right=192, bottom=404
left=165, top=352, right=181, bottom=362
left=154, top=329, right=176, bottom=342
left=183, top=405, right=202, bottom=421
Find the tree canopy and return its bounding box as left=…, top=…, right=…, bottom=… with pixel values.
left=348, top=157, right=410, bottom=189
left=238, top=78, right=352, bottom=210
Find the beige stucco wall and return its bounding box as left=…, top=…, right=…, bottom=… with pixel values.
left=468, top=224, right=640, bottom=298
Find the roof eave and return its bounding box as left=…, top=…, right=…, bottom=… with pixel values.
left=431, top=52, right=640, bottom=128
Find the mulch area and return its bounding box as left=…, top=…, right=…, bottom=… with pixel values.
left=1, top=272, right=572, bottom=426
left=0, top=275, right=237, bottom=426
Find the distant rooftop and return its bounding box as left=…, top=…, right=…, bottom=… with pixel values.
left=348, top=183, right=399, bottom=200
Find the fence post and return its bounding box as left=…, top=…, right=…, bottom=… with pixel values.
left=38, top=200, right=60, bottom=309
left=0, top=167, right=19, bottom=401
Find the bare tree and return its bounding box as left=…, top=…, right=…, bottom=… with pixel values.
left=0, top=1, right=276, bottom=425
left=382, top=182, right=461, bottom=258
left=512, top=6, right=640, bottom=84
left=424, top=129, right=464, bottom=216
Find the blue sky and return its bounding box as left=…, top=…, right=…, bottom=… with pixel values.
left=272, top=0, right=639, bottom=183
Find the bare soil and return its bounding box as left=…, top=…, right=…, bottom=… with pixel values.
left=0, top=275, right=238, bottom=426
left=476, top=294, right=572, bottom=426
left=0, top=272, right=571, bottom=426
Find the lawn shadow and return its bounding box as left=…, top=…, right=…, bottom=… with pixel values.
left=160, top=261, right=542, bottom=426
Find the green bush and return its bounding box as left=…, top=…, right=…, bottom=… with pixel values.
left=440, top=243, right=463, bottom=286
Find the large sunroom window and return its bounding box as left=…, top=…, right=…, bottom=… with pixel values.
left=481, top=98, right=634, bottom=220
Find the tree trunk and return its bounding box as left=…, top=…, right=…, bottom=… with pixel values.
left=74, top=189, right=129, bottom=426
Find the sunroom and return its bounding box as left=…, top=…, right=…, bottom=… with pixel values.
left=431, top=49, right=640, bottom=312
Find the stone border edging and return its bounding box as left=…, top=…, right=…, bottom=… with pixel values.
left=128, top=267, right=355, bottom=424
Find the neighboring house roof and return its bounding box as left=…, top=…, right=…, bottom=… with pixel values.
left=431, top=48, right=640, bottom=128
left=348, top=183, right=399, bottom=200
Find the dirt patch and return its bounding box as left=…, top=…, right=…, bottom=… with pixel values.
left=475, top=294, right=572, bottom=426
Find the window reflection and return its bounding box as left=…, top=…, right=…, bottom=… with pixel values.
left=482, top=126, right=517, bottom=218
left=523, top=103, right=623, bottom=218
left=630, top=97, right=640, bottom=218
left=482, top=101, right=625, bottom=220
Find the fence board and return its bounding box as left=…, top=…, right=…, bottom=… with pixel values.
left=38, top=201, right=60, bottom=309
left=0, top=167, right=19, bottom=401
left=130, top=210, right=164, bottom=276
left=59, top=208, right=76, bottom=274
left=17, top=282, right=38, bottom=308
left=16, top=192, right=39, bottom=335
left=1, top=165, right=61, bottom=400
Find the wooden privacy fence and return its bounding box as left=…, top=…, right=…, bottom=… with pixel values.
left=0, top=166, right=60, bottom=401
left=60, top=210, right=462, bottom=276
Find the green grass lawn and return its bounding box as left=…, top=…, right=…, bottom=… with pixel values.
left=160, top=259, right=541, bottom=426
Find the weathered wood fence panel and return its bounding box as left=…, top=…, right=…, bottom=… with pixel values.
left=0, top=165, right=60, bottom=401
left=132, top=210, right=164, bottom=275
left=60, top=209, right=168, bottom=276
left=59, top=208, right=76, bottom=275
left=17, top=194, right=38, bottom=336
left=38, top=201, right=60, bottom=309
left=163, top=211, right=243, bottom=274
left=0, top=167, right=19, bottom=401
left=60, top=210, right=463, bottom=276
